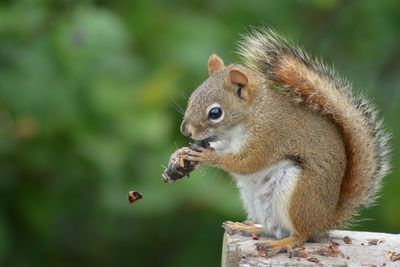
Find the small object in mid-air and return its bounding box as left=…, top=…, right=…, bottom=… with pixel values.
left=128, top=191, right=143, bottom=204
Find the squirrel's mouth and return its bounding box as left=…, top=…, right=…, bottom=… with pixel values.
left=193, top=134, right=218, bottom=145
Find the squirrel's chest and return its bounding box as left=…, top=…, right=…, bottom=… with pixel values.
left=232, top=160, right=301, bottom=239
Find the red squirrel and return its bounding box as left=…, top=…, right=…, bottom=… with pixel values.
left=180, top=28, right=390, bottom=256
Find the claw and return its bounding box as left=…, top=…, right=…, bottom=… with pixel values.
left=187, top=150, right=203, bottom=157
left=184, top=155, right=203, bottom=162
left=255, top=235, right=305, bottom=258
left=191, top=144, right=207, bottom=152
left=256, top=242, right=287, bottom=257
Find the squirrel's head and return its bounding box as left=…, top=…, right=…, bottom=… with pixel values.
left=181, top=54, right=263, bottom=143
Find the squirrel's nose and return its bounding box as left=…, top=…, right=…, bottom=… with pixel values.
left=180, top=121, right=192, bottom=137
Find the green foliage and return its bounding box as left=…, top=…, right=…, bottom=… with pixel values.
left=0, top=1, right=399, bottom=266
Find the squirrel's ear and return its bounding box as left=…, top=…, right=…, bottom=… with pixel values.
left=208, top=54, right=225, bottom=75
left=225, top=69, right=253, bottom=102
left=229, top=69, right=248, bottom=86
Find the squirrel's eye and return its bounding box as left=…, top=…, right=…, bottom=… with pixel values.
left=206, top=103, right=224, bottom=123
left=208, top=107, right=223, bottom=120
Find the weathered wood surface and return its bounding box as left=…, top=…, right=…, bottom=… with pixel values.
left=222, top=229, right=400, bottom=266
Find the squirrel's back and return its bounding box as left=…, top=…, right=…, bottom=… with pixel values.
left=238, top=28, right=391, bottom=226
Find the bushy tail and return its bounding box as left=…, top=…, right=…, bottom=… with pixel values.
left=238, top=27, right=391, bottom=226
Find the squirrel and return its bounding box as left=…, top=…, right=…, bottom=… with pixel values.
left=180, top=28, right=390, bottom=256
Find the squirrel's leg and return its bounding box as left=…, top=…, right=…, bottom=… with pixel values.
left=256, top=168, right=340, bottom=257
left=223, top=221, right=264, bottom=238
left=184, top=146, right=273, bottom=174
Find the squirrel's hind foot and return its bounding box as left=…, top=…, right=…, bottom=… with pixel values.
left=223, top=221, right=264, bottom=238
left=256, top=235, right=305, bottom=257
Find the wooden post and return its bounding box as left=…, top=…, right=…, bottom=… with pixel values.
left=222, top=229, right=400, bottom=266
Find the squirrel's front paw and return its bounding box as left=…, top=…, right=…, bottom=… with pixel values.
left=183, top=145, right=218, bottom=166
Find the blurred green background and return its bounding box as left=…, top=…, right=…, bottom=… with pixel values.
left=0, top=0, right=399, bottom=266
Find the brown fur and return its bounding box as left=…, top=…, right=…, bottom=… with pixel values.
left=184, top=61, right=347, bottom=240
left=181, top=28, right=390, bottom=253
left=273, top=55, right=381, bottom=227
left=238, top=28, right=390, bottom=227
left=208, top=54, right=225, bottom=75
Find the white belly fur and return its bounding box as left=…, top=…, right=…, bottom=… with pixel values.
left=232, top=160, right=301, bottom=239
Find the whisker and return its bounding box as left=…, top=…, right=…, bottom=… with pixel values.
left=179, top=91, right=189, bottom=101
left=169, top=97, right=185, bottom=115
left=204, top=129, right=215, bottom=140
